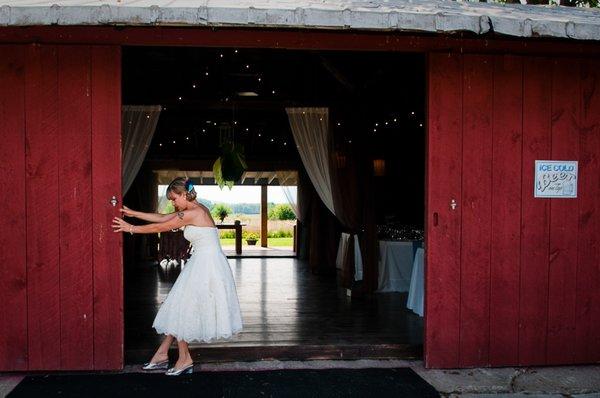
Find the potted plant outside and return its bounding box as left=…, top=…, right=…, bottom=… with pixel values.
left=245, top=233, right=259, bottom=246
left=211, top=204, right=232, bottom=224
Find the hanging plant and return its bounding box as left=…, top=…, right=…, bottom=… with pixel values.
left=213, top=141, right=247, bottom=189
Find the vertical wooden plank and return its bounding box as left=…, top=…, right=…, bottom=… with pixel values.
left=261, top=185, right=268, bottom=247
left=0, top=45, right=28, bottom=371
left=25, top=44, right=61, bottom=370
left=589, top=59, right=600, bottom=362
left=58, top=45, right=94, bottom=370
left=519, top=57, right=552, bottom=366
left=235, top=221, right=242, bottom=255
left=489, top=55, right=523, bottom=366
left=546, top=58, right=580, bottom=365
left=590, top=59, right=600, bottom=362
left=424, top=52, right=462, bottom=368
left=92, top=46, right=123, bottom=370
left=459, top=54, right=493, bottom=367
left=574, top=59, right=599, bottom=363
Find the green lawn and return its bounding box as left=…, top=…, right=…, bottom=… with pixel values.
left=220, top=237, right=293, bottom=247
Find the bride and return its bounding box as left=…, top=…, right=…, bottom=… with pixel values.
left=112, top=177, right=243, bottom=376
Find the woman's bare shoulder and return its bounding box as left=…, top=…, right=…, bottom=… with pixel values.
left=192, top=202, right=216, bottom=226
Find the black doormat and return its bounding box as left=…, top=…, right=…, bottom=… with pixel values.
left=9, top=368, right=439, bottom=398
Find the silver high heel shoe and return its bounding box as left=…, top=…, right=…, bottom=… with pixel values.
left=141, top=359, right=169, bottom=371
left=165, top=363, right=193, bottom=376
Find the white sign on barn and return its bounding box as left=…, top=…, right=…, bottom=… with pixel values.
left=535, top=160, right=578, bottom=198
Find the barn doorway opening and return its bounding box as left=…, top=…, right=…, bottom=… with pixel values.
left=121, top=46, right=426, bottom=364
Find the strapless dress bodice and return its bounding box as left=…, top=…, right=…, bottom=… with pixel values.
left=183, top=225, right=221, bottom=251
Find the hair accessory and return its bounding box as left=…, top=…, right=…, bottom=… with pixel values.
left=186, top=179, right=194, bottom=192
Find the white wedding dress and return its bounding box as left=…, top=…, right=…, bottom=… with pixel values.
left=152, top=225, right=243, bottom=343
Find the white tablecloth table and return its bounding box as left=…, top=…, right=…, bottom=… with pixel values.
left=407, top=247, right=425, bottom=317
left=376, top=240, right=422, bottom=293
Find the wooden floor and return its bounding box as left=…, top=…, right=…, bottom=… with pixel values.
left=125, top=258, right=423, bottom=364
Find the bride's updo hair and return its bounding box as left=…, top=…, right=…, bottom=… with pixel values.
left=166, top=177, right=197, bottom=202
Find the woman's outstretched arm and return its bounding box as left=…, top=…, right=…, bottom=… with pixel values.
left=113, top=210, right=194, bottom=234
left=120, top=206, right=176, bottom=223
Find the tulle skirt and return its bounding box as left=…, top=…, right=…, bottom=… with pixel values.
left=152, top=247, right=243, bottom=343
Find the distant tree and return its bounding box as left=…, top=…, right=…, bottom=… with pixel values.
left=198, top=197, right=213, bottom=209
left=488, top=0, right=597, bottom=7
left=163, top=201, right=175, bottom=214
left=211, top=203, right=232, bottom=223
left=268, top=204, right=296, bottom=220
left=231, top=203, right=260, bottom=214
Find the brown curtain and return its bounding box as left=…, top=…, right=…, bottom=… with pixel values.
left=297, top=167, right=339, bottom=274
left=290, top=108, right=377, bottom=289
left=328, top=109, right=378, bottom=294
left=307, top=192, right=340, bottom=275
left=296, top=168, right=312, bottom=261
left=123, top=165, right=159, bottom=268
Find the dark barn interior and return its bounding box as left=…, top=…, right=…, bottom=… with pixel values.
left=121, top=46, right=426, bottom=363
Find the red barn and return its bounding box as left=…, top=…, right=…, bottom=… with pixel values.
left=0, top=0, right=599, bottom=371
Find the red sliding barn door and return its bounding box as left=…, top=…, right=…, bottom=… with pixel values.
left=425, top=53, right=600, bottom=368
left=0, top=44, right=122, bottom=371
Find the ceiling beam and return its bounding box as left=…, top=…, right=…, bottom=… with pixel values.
left=268, top=172, right=277, bottom=184
left=3, top=26, right=599, bottom=56
left=144, top=159, right=299, bottom=171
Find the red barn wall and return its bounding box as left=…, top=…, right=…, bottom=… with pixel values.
left=426, top=52, right=600, bottom=368
left=1, top=36, right=599, bottom=372
left=0, top=44, right=122, bottom=371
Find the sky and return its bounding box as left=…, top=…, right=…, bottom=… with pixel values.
left=158, top=184, right=297, bottom=204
